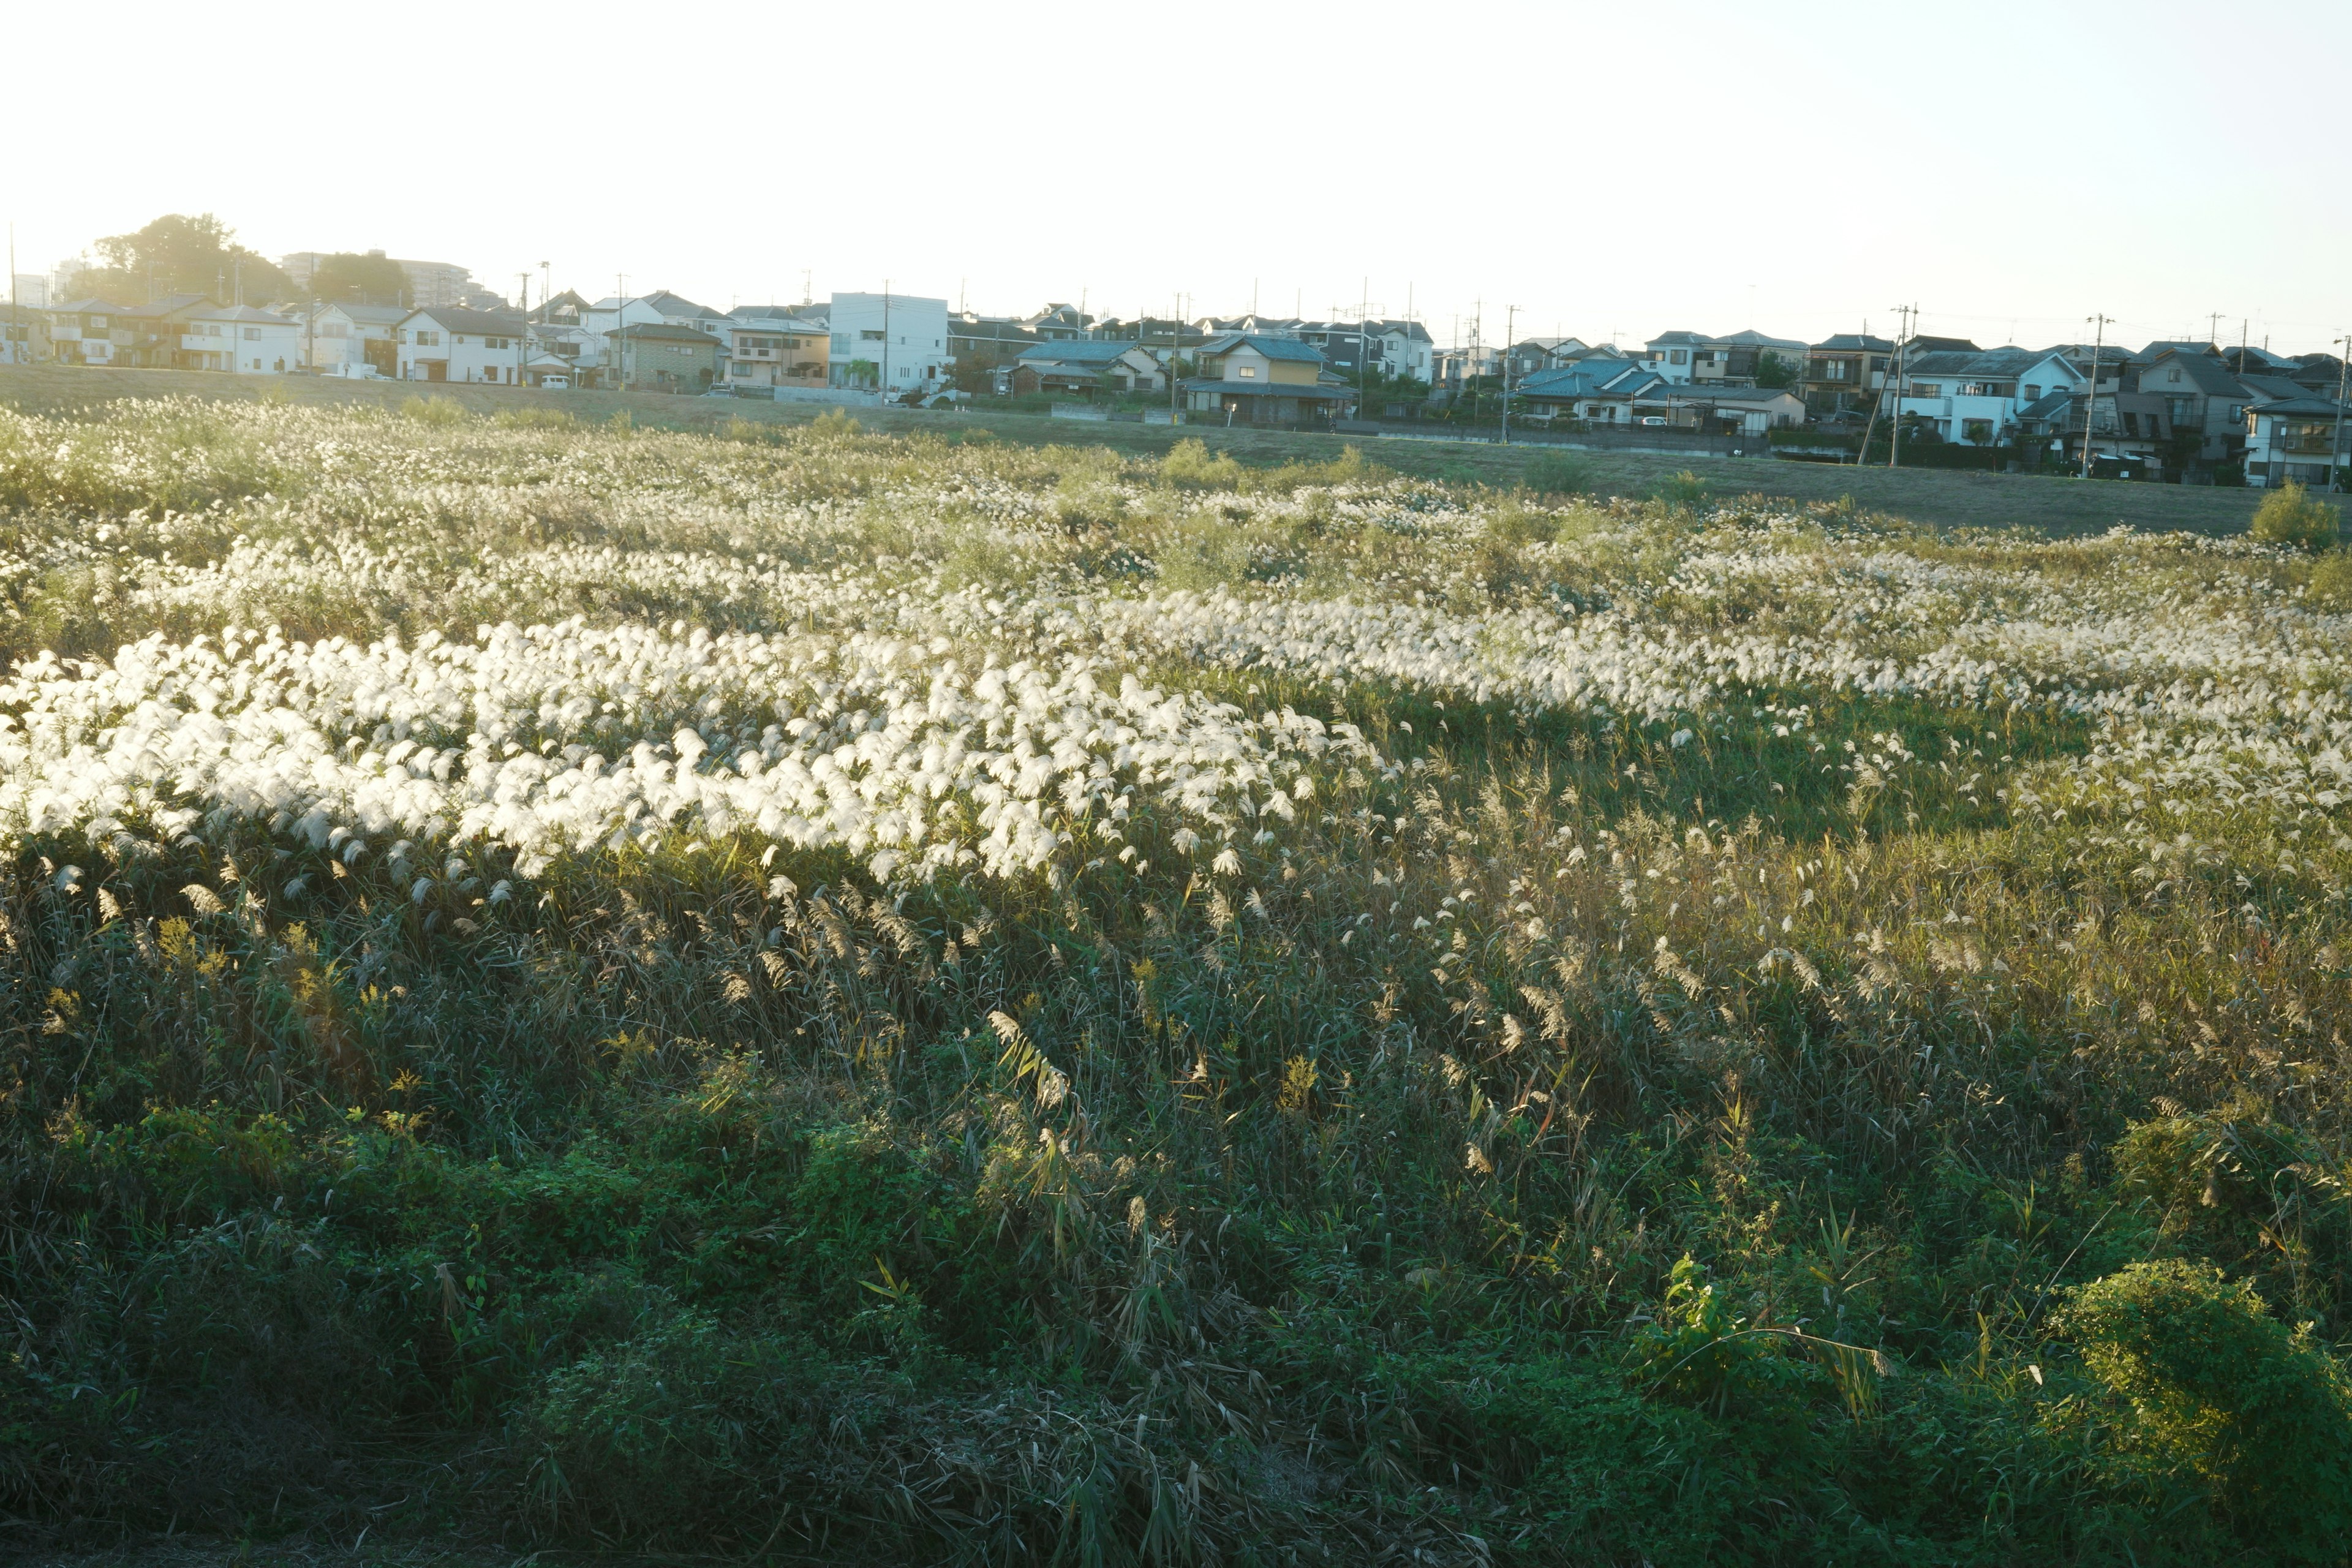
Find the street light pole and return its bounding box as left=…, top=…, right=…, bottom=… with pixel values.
left=2331, top=334, right=2350, bottom=494
left=1499, top=304, right=1516, bottom=447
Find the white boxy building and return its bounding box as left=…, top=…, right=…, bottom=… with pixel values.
left=305, top=303, right=407, bottom=375
left=826, top=291, right=949, bottom=396
left=182, top=305, right=304, bottom=373
left=395, top=306, right=534, bottom=383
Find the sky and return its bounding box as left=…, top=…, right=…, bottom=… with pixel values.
left=10, top=0, right=2350, bottom=356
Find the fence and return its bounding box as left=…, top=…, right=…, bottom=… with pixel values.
left=1333, top=419, right=1760, bottom=458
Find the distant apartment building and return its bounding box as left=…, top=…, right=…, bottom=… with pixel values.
left=10, top=274, right=48, bottom=309
left=282, top=250, right=481, bottom=309
left=827, top=292, right=949, bottom=395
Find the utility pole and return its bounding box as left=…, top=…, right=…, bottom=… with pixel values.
left=518, top=273, right=530, bottom=386
left=2207, top=311, right=2224, bottom=346
left=540, top=261, right=551, bottom=323
left=2080, top=313, right=2112, bottom=480
left=2331, top=334, right=2350, bottom=494
left=1887, top=304, right=1916, bottom=469
left=1172, top=290, right=1183, bottom=423
left=1357, top=276, right=1370, bottom=412
left=1500, top=303, right=1517, bottom=447
left=615, top=273, right=629, bottom=389
left=881, top=279, right=891, bottom=401
left=8, top=222, right=18, bottom=368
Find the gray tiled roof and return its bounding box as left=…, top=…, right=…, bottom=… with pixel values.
left=1199, top=333, right=1326, bottom=364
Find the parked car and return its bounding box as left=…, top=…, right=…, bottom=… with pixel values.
left=540, top=374, right=570, bottom=390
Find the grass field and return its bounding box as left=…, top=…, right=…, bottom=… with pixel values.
left=4, top=391, right=2352, bottom=1566
left=0, top=363, right=2267, bottom=538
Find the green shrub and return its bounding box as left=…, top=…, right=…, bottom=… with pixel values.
left=1651, top=469, right=1710, bottom=513
left=805, top=407, right=860, bottom=437
left=2055, top=1260, right=2352, bottom=1559
left=1158, top=437, right=1243, bottom=489
left=1524, top=451, right=1591, bottom=496
left=2250, top=481, right=2342, bottom=549
left=2304, top=548, right=2352, bottom=610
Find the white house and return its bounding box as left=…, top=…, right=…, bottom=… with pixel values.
left=304, top=302, right=407, bottom=375
left=723, top=311, right=829, bottom=389
left=2244, top=390, right=2348, bottom=489
left=826, top=291, right=949, bottom=396
left=181, top=304, right=304, bottom=374
left=396, top=306, right=535, bottom=383
left=1893, top=347, right=2085, bottom=445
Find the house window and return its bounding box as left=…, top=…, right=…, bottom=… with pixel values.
left=1238, top=366, right=1257, bottom=378
left=244, top=327, right=261, bottom=341
left=2022, top=384, right=2040, bottom=401
left=1670, top=350, right=1687, bottom=365
left=2168, top=369, right=2182, bottom=383
left=1912, top=382, right=1941, bottom=398
left=416, top=331, right=439, bottom=346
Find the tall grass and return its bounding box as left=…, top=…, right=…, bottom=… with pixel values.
left=2, top=395, right=2350, bottom=1563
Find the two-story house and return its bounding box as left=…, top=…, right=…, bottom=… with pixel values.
left=0, top=301, right=47, bottom=364
left=1291, top=319, right=1438, bottom=384
left=723, top=311, right=828, bottom=390
left=826, top=292, right=949, bottom=397
left=181, top=304, right=303, bottom=373
left=1893, top=347, right=2084, bottom=445
left=610, top=321, right=723, bottom=392
left=48, top=299, right=127, bottom=365
left=306, top=302, right=407, bottom=376
left=396, top=306, right=537, bottom=383
left=2243, top=386, right=2347, bottom=489
left=1182, top=333, right=1354, bottom=426
left=116, top=296, right=221, bottom=369
left=2133, top=346, right=2252, bottom=476
left=1641, top=328, right=1808, bottom=386
left=1804, top=334, right=1894, bottom=418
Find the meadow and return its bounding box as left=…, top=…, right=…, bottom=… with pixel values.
left=2, top=393, right=2351, bottom=1565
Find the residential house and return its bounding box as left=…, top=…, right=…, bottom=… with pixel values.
left=2016, top=385, right=2176, bottom=476
left=1011, top=340, right=1163, bottom=396
left=2289, top=353, right=2347, bottom=395
left=1641, top=329, right=1808, bottom=386
left=1632, top=384, right=1807, bottom=435
left=1182, top=333, right=1353, bottom=426
left=396, top=306, right=537, bottom=383
left=1289, top=320, right=1438, bottom=384
left=1504, top=337, right=1591, bottom=382
left=536, top=290, right=592, bottom=325
left=306, top=302, right=406, bottom=375
left=1804, top=334, right=1893, bottom=418
left=182, top=304, right=304, bottom=373
left=2244, top=388, right=2346, bottom=489
left=948, top=311, right=1038, bottom=373
left=609, top=321, right=723, bottom=392
left=1891, top=347, right=2084, bottom=446
left=1513, top=355, right=1667, bottom=423
left=723, top=312, right=829, bottom=389
left=2132, top=347, right=2252, bottom=475
left=116, top=296, right=216, bottom=368
left=1, top=303, right=48, bottom=364
left=826, top=292, right=949, bottom=396
left=47, top=299, right=129, bottom=365
left=1023, top=303, right=1094, bottom=341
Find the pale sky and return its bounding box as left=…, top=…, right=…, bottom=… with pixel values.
left=11, top=0, right=2349, bottom=355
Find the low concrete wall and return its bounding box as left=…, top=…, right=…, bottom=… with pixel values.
left=772, top=386, right=880, bottom=407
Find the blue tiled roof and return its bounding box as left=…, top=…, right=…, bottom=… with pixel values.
left=1199, top=333, right=1327, bottom=364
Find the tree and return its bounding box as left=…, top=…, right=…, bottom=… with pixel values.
left=80, top=213, right=292, bottom=304
left=309, top=252, right=411, bottom=308
left=1755, top=351, right=1799, bottom=390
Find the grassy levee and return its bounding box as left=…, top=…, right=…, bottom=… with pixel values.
left=4, top=391, right=2352, bottom=1566
left=0, top=362, right=2264, bottom=537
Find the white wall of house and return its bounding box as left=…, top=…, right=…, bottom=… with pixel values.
left=1896, top=353, right=2081, bottom=443
left=826, top=293, right=949, bottom=393
left=396, top=312, right=533, bottom=383
left=581, top=298, right=666, bottom=336
left=184, top=310, right=303, bottom=373
left=304, top=306, right=399, bottom=372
